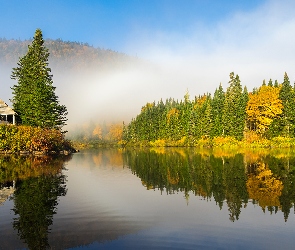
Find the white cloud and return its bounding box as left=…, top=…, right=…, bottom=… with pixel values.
left=4, top=0, right=295, bottom=131
left=124, top=0, right=295, bottom=94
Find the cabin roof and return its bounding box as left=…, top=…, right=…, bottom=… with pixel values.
left=0, top=99, right=16, bottom=115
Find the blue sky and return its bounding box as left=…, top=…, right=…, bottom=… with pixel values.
left=1, top=0, right=295, bottom=125
left=0, top=0, right=264, bottom=54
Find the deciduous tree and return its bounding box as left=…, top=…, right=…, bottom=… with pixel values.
left=246, top=85, right=283, bottom=135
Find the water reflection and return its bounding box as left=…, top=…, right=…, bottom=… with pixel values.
left=122, top=147, right=295, bottom=222
left=0, top=154, right=70, bottom=249
left=1, top=148, right=295, bottom=249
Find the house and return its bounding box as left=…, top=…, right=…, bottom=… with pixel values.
left=0, top=99, right=16, bottom=125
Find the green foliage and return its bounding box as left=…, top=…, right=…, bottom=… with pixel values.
left=211, top=84, right=225, bottom=137
left=222, top=72, right=247, bottom=140
left=123, top=72, right=295, bottom=148
left=278, top=72, right=295, bottom=137
left=11, top=29, right=67, bottom=129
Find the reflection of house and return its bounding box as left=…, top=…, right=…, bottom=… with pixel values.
left=0, top=99, right=16, bottom=125
left=0, top=184, right=15, bottom=205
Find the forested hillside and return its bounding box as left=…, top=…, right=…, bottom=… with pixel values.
left=123, top=72, right=295, bottom=147
left=0, top=37, right=147, bottom=131
left=0, top=38, right=134, bottom=70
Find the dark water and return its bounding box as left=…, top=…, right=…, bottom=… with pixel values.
left=1, top=148, right=295, bottom=249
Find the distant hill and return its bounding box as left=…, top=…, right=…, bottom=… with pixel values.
left=0, top=38, right=136, bottom=70
left=0, top=38, right=151, bottom=127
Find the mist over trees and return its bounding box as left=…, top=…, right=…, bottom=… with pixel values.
left=0, top=35, right=148, bottom=128
left=2, top=34, right=295, bottom=145
left=0, top=37, right=136, bottom=71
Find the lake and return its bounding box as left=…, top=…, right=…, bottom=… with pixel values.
left=1, top=147, right=295, bottom=249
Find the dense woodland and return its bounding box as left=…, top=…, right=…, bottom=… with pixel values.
left=123, top=72, right=295, bottom=147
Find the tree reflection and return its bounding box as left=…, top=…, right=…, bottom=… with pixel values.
left=247, top=163, right=283, bottom=209
left=0, top=155, right=69, bottom=249
left=123, top=147, right=295, bottom=222
left=13, top=173, right=67, bottom=249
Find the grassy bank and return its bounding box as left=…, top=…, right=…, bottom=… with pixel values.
left=120, top=135, right=295, bottom=149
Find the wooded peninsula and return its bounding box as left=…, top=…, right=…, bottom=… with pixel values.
left=121, top=72, right=295, bottom=148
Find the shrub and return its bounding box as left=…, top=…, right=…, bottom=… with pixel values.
left=271, top=136, right=295, bottom=148
left=150, top=139, right=166, bottom=147
left=0, top=124, right=72, bottom=153
left=211, top=136, right=239, bottom=148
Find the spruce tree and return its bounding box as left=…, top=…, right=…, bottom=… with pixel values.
left=211, top=84, right=225, bottom=137
left=262, top=79, right=266, bottom=86
left=222, top=72, right=246, bottom=140
left=11, top=29, right=67, bottom=129
left=279, top=72, right=295, bottom=137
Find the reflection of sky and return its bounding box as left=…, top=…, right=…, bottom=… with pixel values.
left=1, top=150, right=295, bottom=249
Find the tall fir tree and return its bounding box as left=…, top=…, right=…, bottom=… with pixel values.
left=222, top=72, right=246, bottom=140
left=279, top=72, right=295, bottom=137
left=11, top=29, right=67, bottom=129
left=211, top=84, right=225, bottom=137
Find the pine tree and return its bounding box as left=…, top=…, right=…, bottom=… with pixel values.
left=11, top=29, right=67, bottom=129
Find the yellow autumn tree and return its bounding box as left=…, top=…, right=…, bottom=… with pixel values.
left=106, top=123, right=123, bottom=141
left=141, top=102, right=154, bottom=112
left=246, top=85, right=283, bottom=134
left=92, top=125, right=102, bottom=140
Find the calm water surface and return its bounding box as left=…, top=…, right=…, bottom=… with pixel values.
left=0, top=148, right=295, bottom=249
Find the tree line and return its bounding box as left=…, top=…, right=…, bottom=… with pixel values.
left=123, top=72, right=295, bottom=146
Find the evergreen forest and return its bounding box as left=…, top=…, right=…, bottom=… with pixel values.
left=123, top=72, right=295, bottom=148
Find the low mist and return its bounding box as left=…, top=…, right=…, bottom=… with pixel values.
left=2, top=0, right=295, bottom=134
